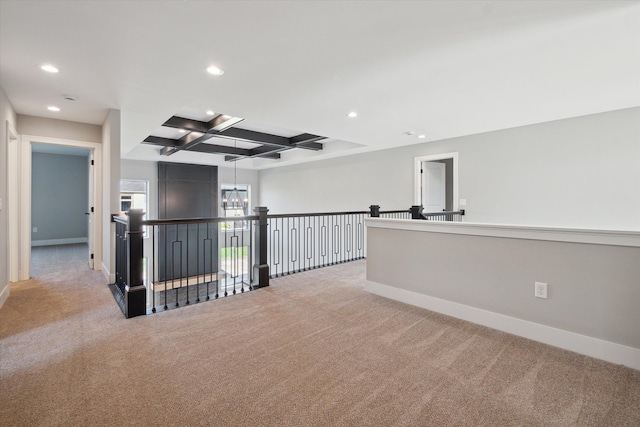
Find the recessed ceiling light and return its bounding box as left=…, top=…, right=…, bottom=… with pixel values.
left=418, top=134, right=426, bottom=139
left=178, top=129, right=186, bottom=134
left=40, top=64, right=59, bottom=73
left=47, top=106, right=60, bottom=112
left=347, top=111, right=358, bottom=118
left=206, top=110, right=215, bottom=116
left=206, top=65, right=224, bottom=76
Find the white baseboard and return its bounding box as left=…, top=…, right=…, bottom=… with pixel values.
left=31, top=237, right=88, bottom=247
left=102, top=262, right=115, bottom=284
left=0, top=283, right=9, bottom=309
left=365, top=280, right=640, bottom=371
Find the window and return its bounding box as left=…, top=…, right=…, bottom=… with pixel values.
left=120, top=179, right=149, bottom=236
left=221, top=184, right=250, bottom=230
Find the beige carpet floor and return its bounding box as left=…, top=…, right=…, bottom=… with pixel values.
left=1, top=244, right=639, bottom=426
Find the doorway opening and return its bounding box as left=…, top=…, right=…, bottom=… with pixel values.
left=30, top=143, right=92, bottom=276
left=11, top=135, right=102, bottom=281
left=414, top=153, right=459, bottom=213
left=31, top=244, right=91, bottom=278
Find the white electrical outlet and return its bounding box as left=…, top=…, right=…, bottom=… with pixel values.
left=33, top=227, right=38, bottom=233
left=535, top=282, right=548, bottom=299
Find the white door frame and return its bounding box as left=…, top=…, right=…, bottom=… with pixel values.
left=422, top=161, right=446, bottom=212
left=15, top=135, right=103, bottom=280
left=87, top=151, right=95, bottom=269
left=414, top=152, right=459, bottom=211
left=7, top=122, right=19, bottom=283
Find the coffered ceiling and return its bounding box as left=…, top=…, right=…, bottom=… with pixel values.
left=143, top=110, right=326, bottom=162
left=1, top=1, right=638, bottom=169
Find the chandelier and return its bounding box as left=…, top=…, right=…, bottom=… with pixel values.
left=222, top=139, right=248, bottom=210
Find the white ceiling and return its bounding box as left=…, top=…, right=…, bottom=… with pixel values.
left=1, top=1, right=639, bottom=169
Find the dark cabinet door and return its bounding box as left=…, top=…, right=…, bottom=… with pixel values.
left=158, top=162, right=218, bottom=281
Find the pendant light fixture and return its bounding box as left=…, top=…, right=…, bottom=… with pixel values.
left=222, top=140, right=248, bottom=211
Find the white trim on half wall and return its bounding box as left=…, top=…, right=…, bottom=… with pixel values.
left=365, top=280, right=640, bottom=371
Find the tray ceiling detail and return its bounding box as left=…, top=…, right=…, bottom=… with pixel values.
left=143, top=113, right=326, bottom=162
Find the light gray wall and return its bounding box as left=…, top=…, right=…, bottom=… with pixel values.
left=31, top=152, right=89, bottom=242
left=17, top=114, right=102, bottom=143
left=102, top=109, right=121, bottom=281
left=0, top=86, right=17, bottom=308
left=367, top=226, right=640, bottom=351
left=260, top=148, right=414, bottom=214
left=260, top=107, right=640, bottom=230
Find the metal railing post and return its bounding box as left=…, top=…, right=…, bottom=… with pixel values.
left=254, top=206, right=270, bottom=288
left=410, top=205, right=424, bottom=220
left=125, top=209, right=146, bottom=317
left=369, top=205, right=380, bottom=218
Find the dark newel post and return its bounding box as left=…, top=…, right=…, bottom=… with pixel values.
left=126, top=209, right=146, bottom=318
left=410, top=205, right=424, bottom=220
left=254, top=206, right=270, bottom=288
left=369, top=205, right=380, bottom=217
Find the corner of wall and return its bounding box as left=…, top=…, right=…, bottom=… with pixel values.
left=102, top=261, right=115, bottom=284
left=1, top=85, right=18, bottom=309
left=101, top=109, right=121, bottom=283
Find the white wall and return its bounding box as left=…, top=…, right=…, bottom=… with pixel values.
left=458, top=107, right=640, bottom=229
left=260, top=107, right=640, bottom=230
left=0, top=86, right=17, bottom=309
left=17, top=114, right=102, bottom=143
left=101, top=109, right=121, bottom=282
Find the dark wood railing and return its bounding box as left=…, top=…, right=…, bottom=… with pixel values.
left=112, top=204, right=463, bottom=317
left=266, top=205, right=419, bottom=277
left=410, top=205, right=465, bottom=221
left=267, top=210, right=367, bottom=277
left=113, top=210, right=146, bottom=318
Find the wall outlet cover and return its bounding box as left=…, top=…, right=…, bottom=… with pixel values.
left=535, top=282, right=548, bottom=299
